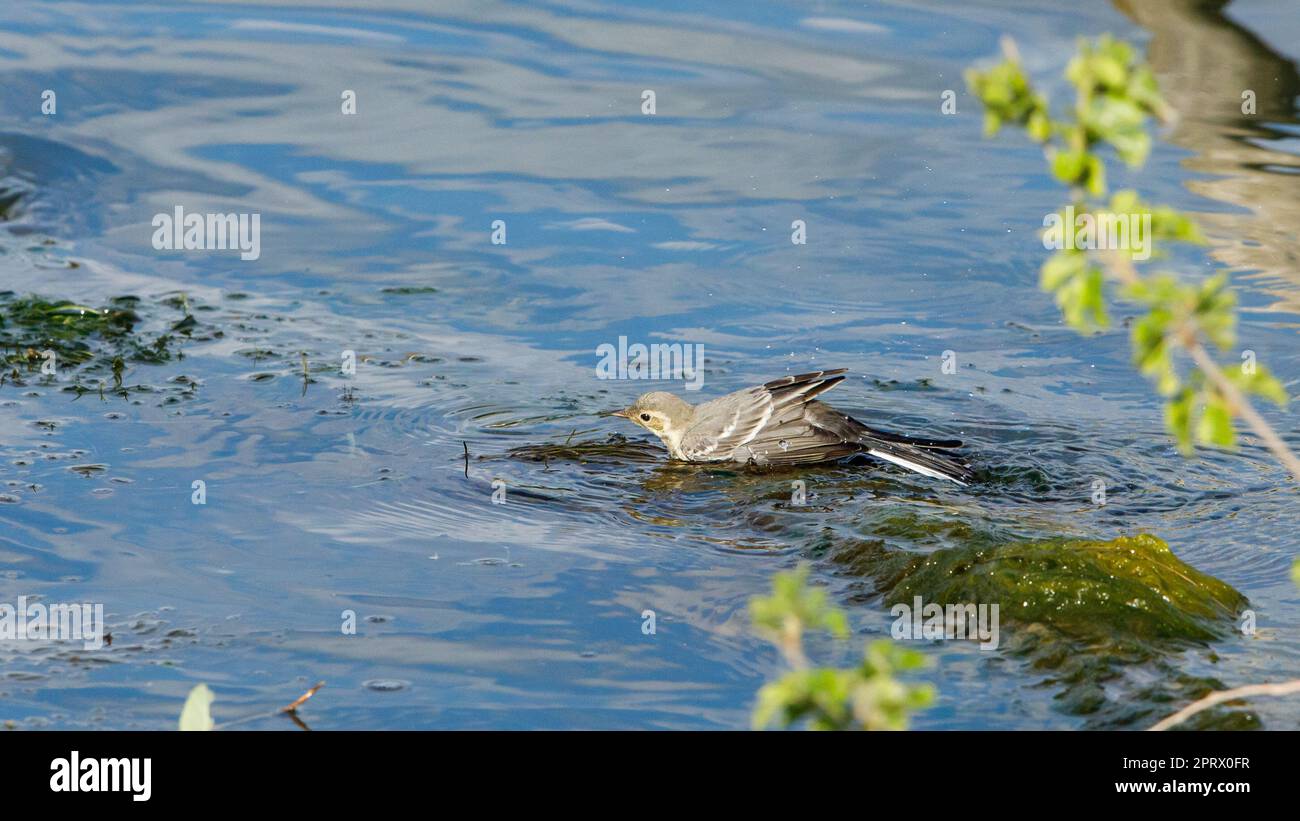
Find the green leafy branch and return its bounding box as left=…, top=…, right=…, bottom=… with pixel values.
left=750, top=566, right=934, bottom=731
left=968, top=36, right=1299, bottom=477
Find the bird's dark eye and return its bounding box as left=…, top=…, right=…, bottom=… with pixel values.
left=639, top=413, right=651, bottom=422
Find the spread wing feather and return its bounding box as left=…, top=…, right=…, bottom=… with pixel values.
left=674, top=369, right=973, bottom=485
left=740, top=402, right=973, bottom=484
left=678, top=369, right=846, bottom=461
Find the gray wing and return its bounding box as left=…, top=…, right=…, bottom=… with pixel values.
left=678, top=369, right=847, bottom=461
left=733, top=401, right=858, bottom=465
left=745, top=401, right=973, bottom=484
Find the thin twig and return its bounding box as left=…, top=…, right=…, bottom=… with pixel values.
left=1105, top=252, right=1300, bottom=480
left=780, top=617, right=809, bottom=670
left=1186, top=343, right=1300, bottom=479
left=1149, top=679, right=1300, bottom=731
left=214, top=682, right=325, bottom=730
left=281, top=681, right=325, bottom=714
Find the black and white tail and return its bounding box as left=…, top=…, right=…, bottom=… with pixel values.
left=853, top=425, right=973, bottom=485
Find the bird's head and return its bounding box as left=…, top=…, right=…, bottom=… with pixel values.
left=610, top=391, right=695, bottom=438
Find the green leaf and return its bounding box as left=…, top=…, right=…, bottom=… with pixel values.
left=1127, top=65, right=1167, bottom=117
left=750, top=573, right=934, bottom=731
left=750, top=565, right=849, bottom=640
left=1085, top=154, right=1107, bottom=197
left=1251, top=368, right=1289, bottom=407
left=1193, top=273, right=1237, bottom=349
left=1092, top=54, right=1127, bottom=89
left=1089, top=95, right=1145, bottom=139
left=1111, top=128, right=1151, bottom=168
left=1131, top=310, right=1180, bottom=395
left=753, top=668, right=856, bottom=731
left=983, top=110, right=1002, bottom=136
left=1053, top=261, right=1108, bottom=333
left=966, top=58, right=1050, bottom=141
left=1196, top=395, right=1235, bottom=449
left=1150, top=207, right=1205, bottom=244
left=179, top=684, right=215, bottom=731
left=1052, top=151, right=1088, bottom=187
left=851, top=640, right=934, bottom=730
left=1080, top=266, right=1109, bottom=328
left=1231, top=363, right=1290, bottom=407
left=1110, top=189, right=1140, bottom=213
left=1041, top=249, right=1084, bottom=292
left=1027, top=109, right=1052, bottom=142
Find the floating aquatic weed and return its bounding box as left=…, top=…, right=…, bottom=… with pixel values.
left=0, top=149, right=30, bottom=221
left=824, top=517, right=1251, bottom=728
left=0, top=295, right=139, bottom=365
left=508, top=433, right=665, bottom=465
left=67, top=463, right=109, bottom=477
left=379, top=286, right=438, bottom=295
left=0, top=181, right=27, bottom=221
left=0, top=292, right=212, bottom=399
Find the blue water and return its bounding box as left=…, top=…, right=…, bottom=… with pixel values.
left=1, top=0, right=1298, bottom=729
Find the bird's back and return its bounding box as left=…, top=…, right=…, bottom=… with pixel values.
left=667, top=369, right=971, bottom=483
left=678, top=370, right=847, bottom=462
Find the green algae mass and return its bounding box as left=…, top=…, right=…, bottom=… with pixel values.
left=825, top=522, right=1251, bottom=727
left=1, top=295, right=142, bottom=366
left=1, top=292, right=205, bottom=397
left=876, top=533, right=1245, bottom=643
left=509, top=434, right=665, bottom=465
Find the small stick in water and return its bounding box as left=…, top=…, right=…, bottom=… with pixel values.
left=281, top=681, right=325, bottom=714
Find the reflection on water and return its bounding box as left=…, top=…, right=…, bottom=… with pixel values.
left=0, top=0, right=1298, bottom=730
left=1117, top=0, right=1300, bottom=316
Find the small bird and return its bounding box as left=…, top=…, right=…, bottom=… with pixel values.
left=610, top=368, right=972, bottom=485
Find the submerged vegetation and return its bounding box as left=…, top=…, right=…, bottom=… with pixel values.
left=832, top=524, right=1251, bottom=728
left=509, top=433, right=671, bottom=465
left=751, top=524, right=1250, bottom=730
left=869, top=532, right=1244, bottom=644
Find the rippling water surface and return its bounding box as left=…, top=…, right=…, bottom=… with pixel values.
left=1, top=0, right=1298, bottom=729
